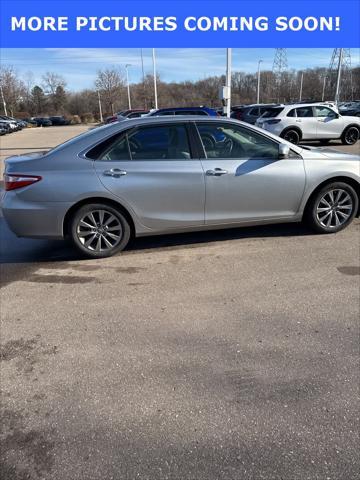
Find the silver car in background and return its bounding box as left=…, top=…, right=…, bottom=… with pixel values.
left=2, top=116, right=359, bottom=258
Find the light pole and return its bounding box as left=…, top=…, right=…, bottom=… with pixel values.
left=152, top=48, right=158, bottom=109
left=321, top=76, right=327, bottom=101
left=256, top=59, right=263, bottom=104
left=0, top=84, right=8, bottom=116
left=97, top=90, right=103, bottom=123
left=225, top=48, right=232, bottom=118
left=140, top=48, right=146, bottom=109
left=335, top=48, right=343, bottom=105
left=125, top=64, right=132, bottom=110
left=299, top=72, right=304, bottom=102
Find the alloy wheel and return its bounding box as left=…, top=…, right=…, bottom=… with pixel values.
left=316, top=189, right=353, bottom=228
left=76, top=209, right=123, bottom=252
left=345, top=127, right=359, bottom=145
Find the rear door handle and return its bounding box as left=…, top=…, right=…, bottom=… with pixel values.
left=206, top=168, right=228, bottom=176
left=103, top=168, right=127, bottom=178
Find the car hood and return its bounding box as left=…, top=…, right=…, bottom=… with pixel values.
left=300, top=145, right=360, bottom=160
left=343, top=115, right=360, bottom=122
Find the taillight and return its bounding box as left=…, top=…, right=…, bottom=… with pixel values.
left=265, top=119, right=281, bottom=125
left=4, top=174, right=42, bottom=191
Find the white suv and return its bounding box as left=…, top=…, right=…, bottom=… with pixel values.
left=255, top=103, right=360, bottom=145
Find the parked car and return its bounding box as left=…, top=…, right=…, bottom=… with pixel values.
left=33, top=117, right=52, bottom=127
left=49, top=116, right=70, bottom=126
left=340, top=105, right=360, bottom=117
left=24, top=118, right=38, bottom=126
left=0, top=121, right=11, bottom=134
left=231, top=104, right=280, bottom=124
left=2, top=117, right=359, bottom=259
left=147, top=106, right=219, bottom=117
left=0, top=116, right=21, bottom=131
left=105, top=110, right=150, bottom=124
left=256, top=103, right=360, bottom=145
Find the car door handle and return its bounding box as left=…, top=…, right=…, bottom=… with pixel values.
left=206, top=168, right=228, bottom=176
left=103, top=168, right=127, bottom=178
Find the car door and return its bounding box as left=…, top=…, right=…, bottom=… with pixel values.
left=194, top=121, right=306, bottom=224
left=314, top=106, right=344, bottom=138
left=295, top=106, right=318, bottom=139
left=91, top=122, right=205, bottom=231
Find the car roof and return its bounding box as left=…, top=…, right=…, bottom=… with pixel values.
left=154, top=106, right=214, bottom=112
left=283, top=103, right=335, bottom=109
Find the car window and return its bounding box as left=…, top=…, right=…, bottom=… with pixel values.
left=261, top=107, right=284, bottom=118
left=296, top=107, right=314, bottom=118
left=249, top=108, right=259, bottom=116
left=287, top=109, right=296, bottom=117
left=315, top=106, right=337, bottom=118
left=88, top=124, right=191, bottom=161
left=196, top=122, right=279, bottom=159
left=128, top=125, right=191, bottom=160
left=95, top=134, right=131, bottom=161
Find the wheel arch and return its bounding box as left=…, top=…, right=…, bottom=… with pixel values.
left=341, top=123, right=360, bottom=136
left=63, top=197, right=136, bottom=238
left=304, top=176, right=360, bottom=218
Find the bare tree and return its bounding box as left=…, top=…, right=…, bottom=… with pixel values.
left=95, top=68, right=125, bottom=115
left=42, top=72, right=67, bottom=95
left=0, top=66, right=26, bottom=116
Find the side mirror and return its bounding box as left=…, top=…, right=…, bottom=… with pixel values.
left=278, top=144, right=290, bottom=159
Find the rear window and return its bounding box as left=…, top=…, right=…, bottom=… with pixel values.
left=261, top=107, right=284, bottom=118
left=287, top=109, right=296, bottom=117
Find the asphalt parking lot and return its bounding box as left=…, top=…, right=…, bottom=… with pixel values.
left=0, top=127, right=359, bottom=479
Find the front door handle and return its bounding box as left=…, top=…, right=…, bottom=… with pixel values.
left=103, top=168, right=127, bottom=178
left=206, top=168, right=228, bottom=176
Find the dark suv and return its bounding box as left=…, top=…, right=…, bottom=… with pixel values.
left=231, top=104, right=279, bottom=124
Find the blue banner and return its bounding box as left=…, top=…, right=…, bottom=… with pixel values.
left=0, top=0, right=359, bottom=48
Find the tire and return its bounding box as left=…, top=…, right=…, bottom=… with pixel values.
left=281, top=129, right=300, bottom=145
left=70, top=203, right=131, bottom=258
left=341, top=126, right=359, bottom=145
left=305, top=182, right=358, bottom=234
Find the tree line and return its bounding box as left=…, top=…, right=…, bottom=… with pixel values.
left=0, top=64, right=359, bottom=122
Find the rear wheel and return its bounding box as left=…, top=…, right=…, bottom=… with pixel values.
left=341, top=126, right=359, bottom=145
left=281, top=129, right=300, bottom=145
left=70, top=203, right=131, bottom=258
left=305, top=182, right=358, bottom=233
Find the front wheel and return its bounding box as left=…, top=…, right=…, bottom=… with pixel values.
left=305, top=182, right=358, bottom=233
left=70, top=203, right=131, bottom=258
left=341, top=126, right=359, bottom=145
left=281, top=129, right=300, bottom=145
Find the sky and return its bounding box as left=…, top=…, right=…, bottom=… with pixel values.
left=1, top=48, right=359, bottom=91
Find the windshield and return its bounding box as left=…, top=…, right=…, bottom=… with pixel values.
left=261, top=107, right=284, bottom=118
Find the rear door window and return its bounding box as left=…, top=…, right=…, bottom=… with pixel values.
left=296, top=107, right=314, bottom=117
left=88, top=124, right=192, bottom=161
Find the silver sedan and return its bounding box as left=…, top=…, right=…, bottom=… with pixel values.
left=2, top=116, right=359, bottom=258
